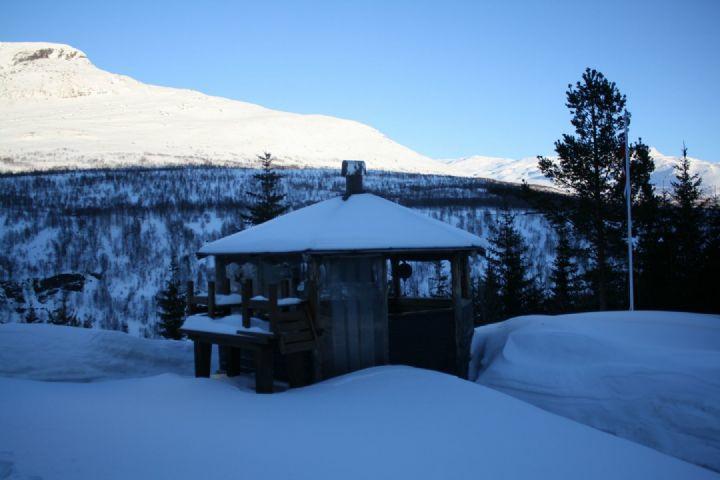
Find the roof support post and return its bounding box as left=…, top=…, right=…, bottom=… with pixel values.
left=451, top=254, right=473, bottom=379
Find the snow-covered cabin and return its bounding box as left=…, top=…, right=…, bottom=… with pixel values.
left=186, top=161, right=482, bottom=389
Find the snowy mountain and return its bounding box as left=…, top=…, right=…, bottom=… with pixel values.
left=442, top=149, right=720, bottom=194
left=0, top=42, right=446, bottom=174
left=2, top=41, right=719, bottom=193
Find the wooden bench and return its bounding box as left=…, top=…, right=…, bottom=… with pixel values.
left=181, top=327, right=277, bottom=393
left=183, top=281, right=319, bottom=393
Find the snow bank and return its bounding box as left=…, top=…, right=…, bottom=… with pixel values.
left=470, top=311, right=720, bottom=472
left=0, top=367, right=715, bottom=479
left=0, top=323, right=193, bottom=381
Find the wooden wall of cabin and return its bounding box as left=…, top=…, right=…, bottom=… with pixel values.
left=315, top=256, right=388, bottom=378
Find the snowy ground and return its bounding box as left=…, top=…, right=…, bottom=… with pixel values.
left=1, top=324, right=716, bottom=479
left=470, top=311, right=720, bottom=472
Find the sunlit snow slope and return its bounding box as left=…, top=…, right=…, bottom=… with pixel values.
left=0, top=42, right=445, bottom=174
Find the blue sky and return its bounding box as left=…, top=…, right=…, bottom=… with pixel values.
left=2, top=0, right=719, bottom=161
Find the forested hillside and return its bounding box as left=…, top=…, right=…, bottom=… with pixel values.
left=0, top=167, right=553, bottom=336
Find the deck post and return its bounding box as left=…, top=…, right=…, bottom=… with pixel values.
left=451, top=254, right=473, bottom=380
left=241, top=279, right=253, bottom=328
left=208, top=281, right=216, bottom=318
left=193, top=340, right=212, bottom=377
left=255, top=345, right=274, bottom=393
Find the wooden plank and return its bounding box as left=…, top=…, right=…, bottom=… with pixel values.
left=182, top=329, right=274, bottom=347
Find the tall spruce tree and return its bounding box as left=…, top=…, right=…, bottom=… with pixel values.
left=483, top=211, right=539, bottom=321
left=699, top=196, right=720, bottom=312
left=538, top=68, right=654, bottom=309
left=669, top=144, right=705, bottom=309
left=156, top=256, right=186, bottom=340
left=243, top=152, right=288, bottom=226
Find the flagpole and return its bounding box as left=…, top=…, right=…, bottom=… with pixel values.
left=624, top=110, right=635, bottom=311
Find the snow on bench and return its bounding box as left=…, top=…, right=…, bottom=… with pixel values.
left=250, top=295, right=304, bottom=307
left=215, top=293, right=242, bottom=306
left=182, top=314, right=271, bottom=336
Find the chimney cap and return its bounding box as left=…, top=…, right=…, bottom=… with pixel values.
left=341, top=160, right=366, bottom=177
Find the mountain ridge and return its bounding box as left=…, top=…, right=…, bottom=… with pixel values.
left=1, top=41, right=718, bottom=194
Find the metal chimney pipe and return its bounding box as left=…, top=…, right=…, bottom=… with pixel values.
left=341, top=160, right=366, bottom=199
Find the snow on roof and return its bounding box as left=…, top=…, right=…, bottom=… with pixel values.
left=200, top=193, right=483, bottom=256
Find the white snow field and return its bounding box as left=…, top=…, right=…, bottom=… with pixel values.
left=0, top=324, right=717, bottom=479
left=0, top=42, right=445, bottom=175
left=470, top=311, right=720, bottom=472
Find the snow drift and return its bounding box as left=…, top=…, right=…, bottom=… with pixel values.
left=0, top=323, right=193, bottom=381
left=469, top=311, right=720, bottom=472
left=0, top=348, right=715, bottom=479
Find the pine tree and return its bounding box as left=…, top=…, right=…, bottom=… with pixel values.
left=156, top=256, right=187, bottom=340
left=483, top=211, right=540, bottom=321
left=475, top=267, right=501, bottom=325
left=699, top=196, right=720, bottom=312
left=243, top=152, right=288, bottom=226
left=537, top=69, right=653, bottom=309
left=669, top=144, right=705, bottom=309
left=430, top=261, right=450, bottom=297
left=547, top=223, right=581, bottom=313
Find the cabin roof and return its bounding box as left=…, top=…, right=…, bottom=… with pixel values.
left=199, top=193, right=483, bottom=257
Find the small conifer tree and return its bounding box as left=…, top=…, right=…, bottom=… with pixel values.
left=156, top=256, right=186, bottom=340
left=547, top=223, right=581, bottom=313
left=243, top=152, right=288, bottom=226
left=483, top=211, right=540, bottom=321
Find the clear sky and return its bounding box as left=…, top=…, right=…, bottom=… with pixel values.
left=2, top=0, right=719, bottom=161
